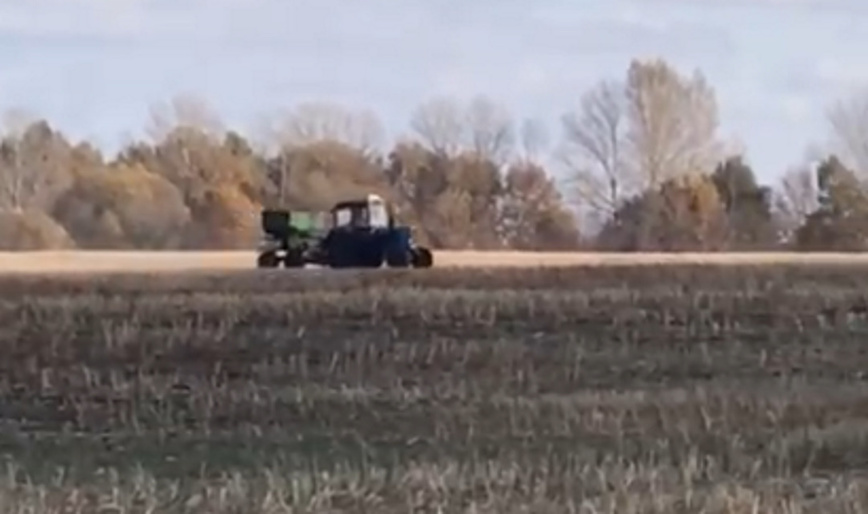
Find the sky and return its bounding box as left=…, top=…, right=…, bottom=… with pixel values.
left=0, top=0, right=867, bottom=185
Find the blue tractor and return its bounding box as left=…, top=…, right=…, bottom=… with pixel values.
left=257, top=194, right=433, bottom=269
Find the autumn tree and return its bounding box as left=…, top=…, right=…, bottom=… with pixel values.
left=499, top=162, right=580, bottom=249
left=54, top=162, right=191, bottom=249
left=0, top=116, right=77, bottom=248
left=256, top=102, right=395, bottom=216
left=710, top=156, right=778, bottom=249
left=795, top=155, right=868, bottom=250
left=394, top=96, right=520, bottom=247
left=560, top=58, right=726, bottom=230
left=384, top=141, right=450, bottom=246
left=0, top=118, right=73, bottom=213
left=263, top=140, right=391, bottom=211
left=791, top=88, right=868, bottom=250
left=0, top=83, right=848, bottom=252
left=0, top=209, right=75, bottom=250
left=444, top=152, right=503, bottom=248
left=118, top=106, right=266, bottom=248
left=625, top=58, right=724, bottom=186
left=385, top=144, right=504, bottom=248
left=51, top=146, right=125, bottom=248
left=596, top=174, right=728, bottom=251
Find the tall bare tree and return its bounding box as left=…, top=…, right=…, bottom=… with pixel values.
left=0, top=112, right=35, bottom=212
left=774, top=164, right=820, bottom=239
left=826, top=87, right=868, bottom=175
left=0, top=117, right=72, bottom=213
left=147, top=93, right=225, bottom=142
left=558, top=79, right=632, bottom=218
left=268, top=101, right=385, bottom=156
left=464, top=96, right=515, bottom=165
left=409, top=97, right=466, bottom=157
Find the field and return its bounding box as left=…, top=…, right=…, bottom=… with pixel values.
left=3, top=254, right=868, bottom=512
left=4, top=250, right=868, bottom=273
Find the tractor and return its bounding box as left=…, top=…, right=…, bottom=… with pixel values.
left=256, top=194, right=433, bottom=269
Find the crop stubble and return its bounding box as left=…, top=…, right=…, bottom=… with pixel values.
left=1, top=264, right=868, bottom=512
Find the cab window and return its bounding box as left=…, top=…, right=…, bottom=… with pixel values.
left=334, top=208, right=352, bottom=227
left=368, top=202, right=389, bottom=228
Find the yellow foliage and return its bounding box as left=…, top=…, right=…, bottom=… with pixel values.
left=430, top=188, right=473, bottom=248
left=198, top=184, right=261, bottom=249
left=660, top=173, right=727, bottom=249
left=55, top=163, right=191, bottom=248
left=0, top=209, right=76, bottom=250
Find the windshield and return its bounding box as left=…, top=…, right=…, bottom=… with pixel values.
left=334, top=207, right=353, bottom=227
left=369, top=201, right=388, bottom=228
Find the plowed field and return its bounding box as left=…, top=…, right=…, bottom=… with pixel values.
left=2, top=263, right=868, bottom=512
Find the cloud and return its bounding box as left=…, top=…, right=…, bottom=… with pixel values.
left=0, top=0, right=863, bottom=178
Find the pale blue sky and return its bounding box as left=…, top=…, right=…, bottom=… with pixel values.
left=0, top=0, right=866, bottom=184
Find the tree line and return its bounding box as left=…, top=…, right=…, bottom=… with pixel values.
left=0, top=57, right=866, bottom=251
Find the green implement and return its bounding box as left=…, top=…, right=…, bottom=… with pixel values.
left=257, top=209, right=329, bottom=268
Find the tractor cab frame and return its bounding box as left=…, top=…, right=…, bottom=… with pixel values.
left=330, top=194, right=392, bottom=231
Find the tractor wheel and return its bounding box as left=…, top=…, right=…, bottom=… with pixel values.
left=283, top=248, right=306, bottom=268
left=411, top=247, right=433, bottom=268
left=257, top=251, right=279, bottom=268
left=386, top=249, right=411, bottom=268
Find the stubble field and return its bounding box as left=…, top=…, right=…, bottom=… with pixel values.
left=3, top=255, right=868, bottom=512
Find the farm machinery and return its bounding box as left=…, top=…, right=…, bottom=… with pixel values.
left=256, top=194, right=434, bottom=269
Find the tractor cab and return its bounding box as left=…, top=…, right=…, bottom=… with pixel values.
left=330, top=194, right=391, bottom=230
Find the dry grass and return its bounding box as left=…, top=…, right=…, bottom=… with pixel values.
left=1, top=250, right=868, bottom=273
left=1, top=264, right=868, bottom=512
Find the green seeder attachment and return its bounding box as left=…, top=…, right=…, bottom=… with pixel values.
left=261, top=209, right=328, bottom=239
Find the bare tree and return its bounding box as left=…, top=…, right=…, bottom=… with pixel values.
left=147, top=93, right=225, bottom=142
left=558, top=79, right=633, bottom=218
left=409, top=97, right=466, bottom=157
left=0, top=111, right=35, bottom=212
left=774, top=164, right=819, bottom=238
left=624, top=58, right=724, bottom=187
left=271, top=101, right=386, bottom=156
left=0, top=117, right=72, bottom=212
left=464, top=96, right=515, bottom=164
left=826, top=87, right=868, bottom=175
